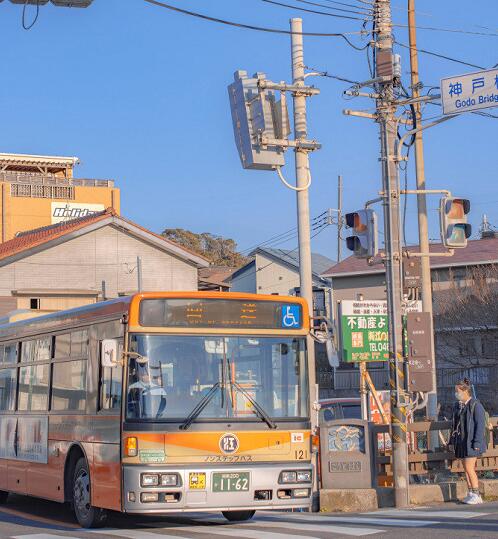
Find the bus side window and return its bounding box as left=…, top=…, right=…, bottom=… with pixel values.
left=99, top=341, right=122, bottom=412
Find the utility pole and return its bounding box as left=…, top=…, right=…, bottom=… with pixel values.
left=337, top=175, right=343, bottom=262
left=375, top=0, right=409, bottom=507
left=408, top=0, right=437, bottom=423
left=137, top=256, right=143, bottom=292
left=290, top=17, right=319, bottom=509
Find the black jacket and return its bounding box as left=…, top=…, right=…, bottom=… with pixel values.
left=452, top=398, right=487, bottom=456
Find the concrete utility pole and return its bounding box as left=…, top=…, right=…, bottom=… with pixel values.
left=408, top=0, right=437, bottom=422
left=337, top=175, right=343, bottom=262
left=290, top=17, right=319, bottom=509
left=290, top=17, right=317, bottom=418
left=375, top=0, right=409, bottom=507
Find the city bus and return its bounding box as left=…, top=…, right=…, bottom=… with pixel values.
left=0, top=292, right=312, bottom=527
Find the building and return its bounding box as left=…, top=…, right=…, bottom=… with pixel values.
left=321, top=237, right=498, bottom=411
left=0, top=208, right=208, bottom=316
left=198, top=266, right=236, bottom=292
left=0, top=153, right=120, bottom=241
left=229, top=247, right=334, bottom=317
left=228, top=247, right=335, bottom=397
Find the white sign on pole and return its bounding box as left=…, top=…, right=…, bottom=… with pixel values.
left=441, top=68, right=498, bottom=115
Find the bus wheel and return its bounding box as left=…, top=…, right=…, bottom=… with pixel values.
left=72, top=457, right=107, bottom=528
left=0, top=491, right=8, bottom=504
left=222, top=510, right=255, bottom=522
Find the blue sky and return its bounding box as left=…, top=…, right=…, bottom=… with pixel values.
left=1, top=0, right=496, bottom=263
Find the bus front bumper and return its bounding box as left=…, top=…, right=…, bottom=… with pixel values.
left=122, top=463, right=312, bottom=513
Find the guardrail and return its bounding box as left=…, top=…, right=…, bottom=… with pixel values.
left=372, top=417, right=498, bottom=480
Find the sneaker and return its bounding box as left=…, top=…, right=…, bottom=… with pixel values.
left=461, top=492, right=472, bottom=503
left=463, top=492, right=483, bottom=505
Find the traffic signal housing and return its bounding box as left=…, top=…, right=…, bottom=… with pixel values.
left=345, top=209, right=378, bottom=259
left=439, top=197, right=471, bottom=248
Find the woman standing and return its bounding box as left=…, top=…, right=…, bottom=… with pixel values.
left=451, top=378, right=487, bottom=505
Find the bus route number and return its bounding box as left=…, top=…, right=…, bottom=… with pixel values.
left=294, top=449, right=308, bottom=460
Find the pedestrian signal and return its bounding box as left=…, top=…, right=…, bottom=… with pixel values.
left=345, top=209, right=378, bottom=258
left=439, top=197, right=471, bottom=248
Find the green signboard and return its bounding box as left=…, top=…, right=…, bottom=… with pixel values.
left=340, top=301, right=389, bottom=362
left=339, top=300, right=421, bottom=363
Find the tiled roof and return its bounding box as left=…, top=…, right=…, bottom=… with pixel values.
left=0, top=207, right=209, bottom=266
left=251, top=247, right=335, bottom=278
left=322, top=237, right=498, bottom=277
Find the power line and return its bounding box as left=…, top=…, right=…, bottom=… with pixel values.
left=262, top=0, right=372, bottom=21
left=392, top=23, right=498, bottom=37
left=239, top=210, right=329, bottom=254
left=304, top=65, right=361, bottom=84
left=282, top=0, right=373, bottom=16
left=142, top=0, right=366, bottom=42
left=395, top=40, right=485, bottom=70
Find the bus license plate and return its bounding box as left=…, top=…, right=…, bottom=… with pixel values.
left=212, top=472, right=250, bottom=492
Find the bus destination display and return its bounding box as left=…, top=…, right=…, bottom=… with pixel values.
left=139, top=299, right=303, bottom=330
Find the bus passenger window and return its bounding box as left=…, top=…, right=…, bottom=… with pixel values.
left=0, top=368, right=16, bottom=411
left=18, top=364, right=49, bottom=411
left=52, top=360, right=87, bottom=412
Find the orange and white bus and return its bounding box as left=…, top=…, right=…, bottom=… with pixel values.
left=0, top=292, right=312, bottom=527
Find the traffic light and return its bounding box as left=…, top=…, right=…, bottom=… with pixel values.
left=439, top=197, right=471, bottom=248
left=345, top=209, right=378, bottom=258
left=228, top=70, right=287, bottom=171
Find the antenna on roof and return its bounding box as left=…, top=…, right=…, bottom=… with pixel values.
left=480, top=214, right=497, bottom=239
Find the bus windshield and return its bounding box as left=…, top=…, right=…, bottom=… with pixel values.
left=126, top=335, right=308, bottom=422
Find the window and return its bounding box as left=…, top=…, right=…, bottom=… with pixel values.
left=0, top=369, right=16, bottom=411
left=21, top=338, right=51, bottom=362
left=100, top=363, right=123, bottom=411
left=51, top=360, right=87, bottom=412
left=4, top=344, right=18, bottom=364
left=18, top=364, right=49, bottom=411
left=30, top=298, right=40, bottom=310
left=55, top=331, right=88, bottom=359
left=21, top=340, right=35, bottom=363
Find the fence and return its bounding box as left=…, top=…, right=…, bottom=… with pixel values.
left=372, top=417, right=498, bottom=482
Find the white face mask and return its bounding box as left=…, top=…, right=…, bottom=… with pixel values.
left=455, top=390, right=467, bottom=402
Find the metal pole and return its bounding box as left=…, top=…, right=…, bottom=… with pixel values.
left=337, top=175, right=343, bottom=262
left=376, top=0, right=409, bottom=507
left=137, top=256, right=143, bottom=292
left=359, top=362, right=369, bottom=421
left=290, top=17, right=319, bottom=508
left=408, top=0, right=438, bottom=424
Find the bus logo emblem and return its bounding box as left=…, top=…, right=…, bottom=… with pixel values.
left=219, top=433, right=239, bottom=454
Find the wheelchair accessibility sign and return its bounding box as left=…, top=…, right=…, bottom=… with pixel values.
left=281, top=305, right=301, bottom=328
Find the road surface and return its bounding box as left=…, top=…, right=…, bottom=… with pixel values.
left=0, top=495, right=497, bottom=538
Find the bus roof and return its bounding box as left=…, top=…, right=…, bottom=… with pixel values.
left=0, top=292, right=309, bottom=340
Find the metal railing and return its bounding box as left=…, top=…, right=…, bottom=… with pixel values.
left=372, top=417, right=498, bottom=480
left=0, top=171, right=114, bottom=188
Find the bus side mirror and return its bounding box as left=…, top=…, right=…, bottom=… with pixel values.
left=101, top=339, right=119, bottom=368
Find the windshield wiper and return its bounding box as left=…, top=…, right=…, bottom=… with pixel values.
left=179, top=382, right=220, bottom=430
left=230, top=380, right=277, bottom=429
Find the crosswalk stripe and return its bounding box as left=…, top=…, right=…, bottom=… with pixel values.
left=275, top=516, right=439, bottom=528
left=88, top=530, right=191, bottom=539
left=172, top=526, right=321, bottom=539
left=372, top=509, right=489, bottom=519
left=13, top=535, right=81, bottom=539
left=240, top=519, right=383, bottom=536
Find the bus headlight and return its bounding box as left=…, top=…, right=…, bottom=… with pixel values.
left=279, top=470, right=312, bottom=484
left=141, top=473, right=159, bottom=487
left=279, top=471, right=297, bottom=483
left=160, top=473, right=179, bottom=487
left=296, top=470, right=312, bottom=483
